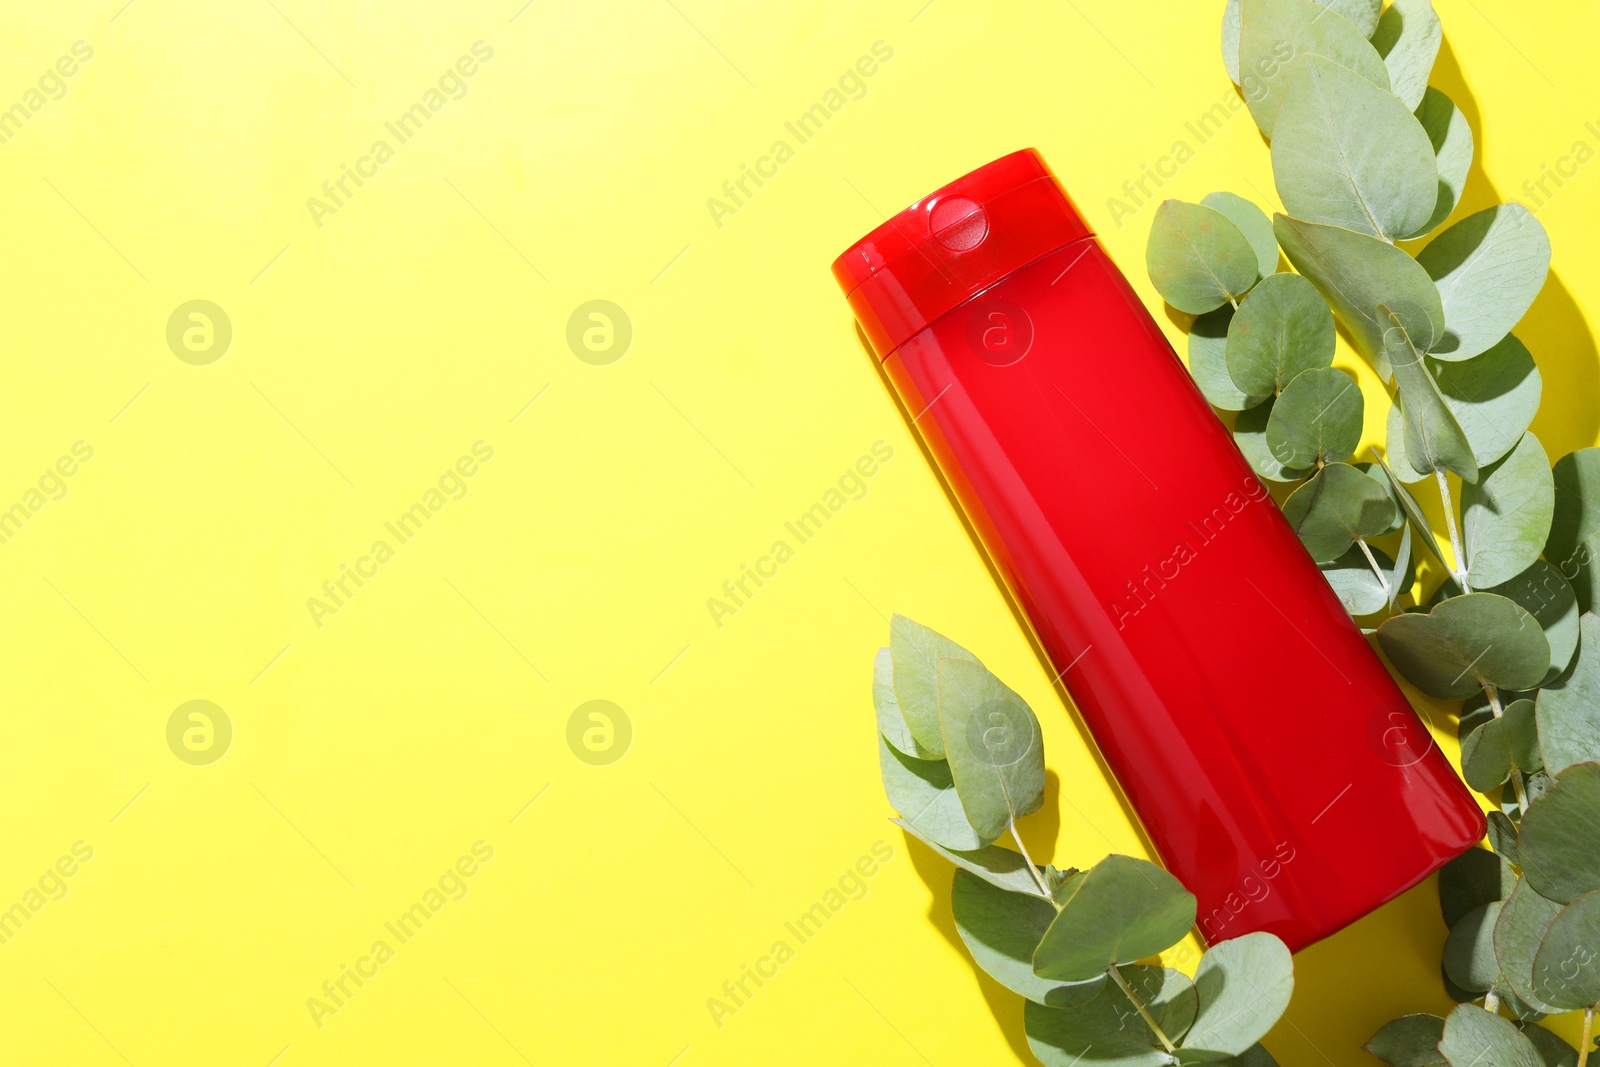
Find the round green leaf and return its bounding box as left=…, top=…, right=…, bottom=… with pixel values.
left=1531, top=890, right=1600, bottom=1010
left=1026, top=967, right=1198, bottom=1067
left=1182, top=932, right=1294, bottom=1056
left=1226, top=273, right=1335, bottom=398
left=1495, top=878, right=1565, bottom=1020
left=935, top=656, right=1046, bottom=842
left=1148, top=201, right=1261, bottom=315
left=1284, top=462, right=1395, bottom=562
left=1483, top=562, right=1579, bottom=688
left=1439, top=847, right=1518, bottom=929
left=1439, top=1004, right=1545, bottom=1067
left=1421, top=205, right=1552, bottom=362
left=1191, top=307, right=1269, bottom=411
left=1235, top=397, right=1313, bottom=482
left=1519, top=762, right=1600, bottom=903
left=1321, top=0, right=1381, bottom=36
left=1384, top=309, right=1479, bottom=483
left=1239, top=0, right=1389, bottom=139
left=1462, top=718, right=1514, bottom=792
left=1354, top=461, right=1407, bottom=533
left=878, top=735, right=989, bottom=850
left=1267, top=367, right=1363, bottom=469
left=1204, top=191, right=1280, bottom=279
left=1463, top=432, right=1555, bottom=589
left=1322, top=540, right=1408, bottom=616
left=1222, top=0, right=1243, bottom=84
left=1373, top=0, right=1441, bottom=111
left=890, top=614, right=975, bottom=758
left=1436, top=335, right=1543, bottom=469
left=1545, top=448, right=1600, bottom=612
left=1504, top=699, right=1544, bottom=774
left=1516, top=1023, right=1580, bottom=1067
left=875, top=647, right=937, bottom=759
left=952, top=869, right=1106, bottom=1007
left=1443, top=901, right=1504, bottom=993
left=1376, top=592, right=1551, bottom=698
left=1271, top=54, right=1438, bottom=242
left=1365, top=1014, right=1448, bottom=1067
left=1033, top=855, right=1198, bottom=982
left=1415, top=88, right=1474, bottom=236
left=1536, top=613, right=1600, bottom=775
left=1273, top=214, right=1444, bottom=379
left=891, top=817, right=1045, bottom=897
left=1486, top=810, right=1519, bottom=859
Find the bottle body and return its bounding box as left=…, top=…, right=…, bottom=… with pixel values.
left=837, top=151, right=1484, bottom=951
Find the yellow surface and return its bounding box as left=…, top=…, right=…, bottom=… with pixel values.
left=0, top=1, right=1594, bottom=1063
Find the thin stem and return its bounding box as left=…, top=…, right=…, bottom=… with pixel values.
left=1435, top=468, right=1471, bottom=592
left=1486, top=685, right=1530, bottom=816
left=1356, top=537, right=1391, bottom=599
left=1008, top=823, right=1054, bottom=903
left=1578, top=1005, right=1594, bottom=1067
left=1109, top=964, right=1177, bottom=1054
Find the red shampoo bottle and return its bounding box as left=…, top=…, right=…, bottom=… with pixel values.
left=833, top=149, right=1484, bottom=951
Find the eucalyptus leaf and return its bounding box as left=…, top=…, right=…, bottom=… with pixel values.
left=879, top=735, right=990, bottom=851
left=1439, top=847, right=1517, bottom=929
left=1149, top=201, right=1262, bottom=315
left=1376, top=592, right=1550, bottom=698
left=1415, top=88, right=1474, bottom=235
left=891, top=817, right=1041, bottom=895
left=1531, top=889, right=1600, bottom=1010
left=1494, top=878, right=1565, bottom=1016
left=890, top=614, right=974, bottom=758
left=1421, top=205, right=1552, bottom=362
left=952, top=869, right=1106, bottom=1007
left=1545, top=448, right=1600, bottom=612
left=1372, top=0, right=1441, bottom=111
left=936, top=656, right=1045, bottom=841
left=1519, top=762, right=1600, bottom=903
left=1271, top=54, right=1438, bottom=241
left=1239, top=0, right=1390, bottom=139
left=1181, top=932, right=1294, bottom=1056
left=1365, top=1014, right=1448, bottom=1067
left=1461, top=717, right=1514, bottom=792
left=1437, top=1004, right=1545, bottom=1067
left=1319, top=0, right=1380, bottom=36
left=1025, top=967, right=1198, bottom=1067
left=1536, top=613, right=1600, bottom=775
left=1516, top=1023, right=1580, bottom=1067
left=1486, top=811, right=1519, bottom=859
left=875, top=647, right=937, bottom=759
left=1266, top=367, right=1363, bottom=469
left=1390, top=521, right=1417, bottom=606
left=1192, top=308, right=1269, bottom=411
left=1462, top=432, right=1555, bottom=589
left=1373, top=450, right=1450, bottom=569
left=1442, top=901, right=1503, bottom=993
left=1435, top=335, right=1542, bottom=469
left=1503, top=699, right=1544, bottom=775
left=1033, top=855, right=1197, bottom=982
left=1385, top=309, right=1479, bottom=483
left=1204, top=191, right=1280, bottom=279
left=1354, top=461, right=1407, bottom=533
left=1222, top=0, right=1243, bottom=84
left=1322, top=540, right=1405, bottom=615
left=1274, top=214, right=1444, bottom=378
left=1283, top=462, right=1395, bottom=562
left=1235, top=398, right=1313, bottom=482
left=1226, top=273, right=1335, bottom=397
left=1227, top=1045, right=1283, bottom=1067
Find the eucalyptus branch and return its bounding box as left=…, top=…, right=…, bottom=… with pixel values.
left=1108, top=963, right=1177, bottom=1054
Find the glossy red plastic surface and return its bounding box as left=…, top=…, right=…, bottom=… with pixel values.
left=836, top=150, right=1484, bottom=952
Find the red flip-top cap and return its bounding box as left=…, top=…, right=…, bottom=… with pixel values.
left=832, top=148, right=1095, bottom=358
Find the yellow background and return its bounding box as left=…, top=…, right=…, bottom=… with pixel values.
left=0, top=0, right=1595, bottom=1063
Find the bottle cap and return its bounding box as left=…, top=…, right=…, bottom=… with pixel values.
left=831, top=148, right=1095, bottom=357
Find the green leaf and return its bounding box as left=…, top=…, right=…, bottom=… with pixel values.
left=1239, top=0, right=1390, bottom=139
left=891, top=817, right=1041, bottom=895
left=1537, top=613, right=1600, bottom=775
left=951, top=869, right=1107, bottom=1007
left=1181, top=933, right=1294, bottom=1056
left=1516, top=1024, right=1580, bottom=1067
left=1519, top=762, right=1600, bottom=903
left=1226, top=1045, right=1282, bottom=1067
left=1319, top=0, right=1381, bottom=35
left=878, top=736, right=990, bottom=850
left=1365, top=1014, right=1448, bottom=1066
left=935, top=656, right=1045, bottom=841
left=1235, top=398, right=1313, bottom=482
left=1495, top=877, right=1565, bottom=1016
left=1191, top=308, right=1269, bottom=411
left=1384, top=338, right=1543, bottom=480
left=1532, top=890, right=1600, bottom=1010
left=1486, top=810, right=1519, bottom=858
left=1271, top=54, right=1438, bottom=241
left=1225, top=273, right=1335, bottom=397
left=1355, top=460, right=1408, bottom=533
left=1283, top=462, right=1395, bottom=562
left=1504, top=699, right=1544, bottom=774
left=1462, top=432, right=1555, bottom=589
left=890, top=614, right=974, bottom=757
left=1322, top=540, right=1406, bottom=616
left=1438, top=1004, right=1545, bottom=1067
left=1204, top=191, right=1280, bottom=279
left=1222, top=0, right=1243, bottom=84
left=874, top=647, right=937, bottom=759
left=1415, top=88, right=1474, bottom=235
left=1148, top=201, right=1261, bottom=315
left=1462, top=718, right=1514, bottom=792
left=1026, top=967, right=1198, bottom=1067
left=1034, top=855, right=1198, bottom=982
left=1376, top=592, right=1550, bottom=698
left=1443, top=901, right=1504, bottom=993
left=1545, top=448, right=1600, bottom=612
left=1273, top=214, right=1444, bottom=379
left=1421, top=205, right=1552, bottom=362
left=1267, top=367, right=1363, bottom=469
left=1372, top=0, right=1441, bottom=111
left=1385, top=308, right=1479, bottom=483
left=1439, top=847, right=1518, bottom=929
